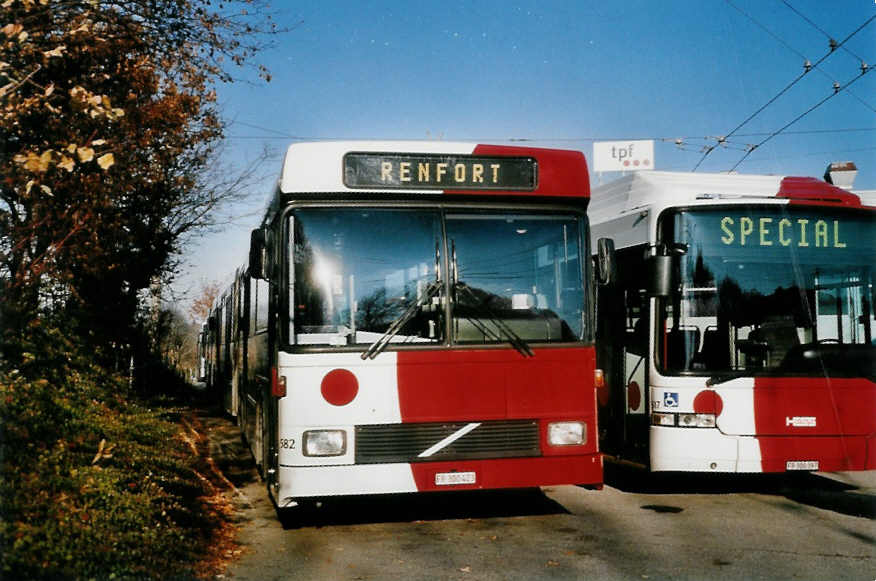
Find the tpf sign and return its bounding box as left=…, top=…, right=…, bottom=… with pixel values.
left=593, top=140, right=654, bottom=172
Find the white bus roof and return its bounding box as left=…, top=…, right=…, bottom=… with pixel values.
left=854, top=189, right=876, bottom=207
left=279, top=141, right=479, bottom=193
left=589, top=171, right=786, bottom=224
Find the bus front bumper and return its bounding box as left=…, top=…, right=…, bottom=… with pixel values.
left=275, top=453, right=603, bottom=504
left=650, top=426, right=876, bottom=473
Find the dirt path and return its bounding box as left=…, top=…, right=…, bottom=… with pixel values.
left=181, top=406, right=262, bottom=578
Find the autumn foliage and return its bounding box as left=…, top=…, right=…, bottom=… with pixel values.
left=1, top=1, right=277, bottom=578
left=1, top=0, right=275, bottom=339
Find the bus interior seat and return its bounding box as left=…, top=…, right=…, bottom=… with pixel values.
left=692, top=326, right=730, bottom=370
left=749, top=317, right=800, bottom=366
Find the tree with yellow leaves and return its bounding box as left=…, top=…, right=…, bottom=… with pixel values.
left=0, top=0, right=278, bottom=349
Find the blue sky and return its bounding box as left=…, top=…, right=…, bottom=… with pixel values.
left=173, top=0, right=876, bottom=303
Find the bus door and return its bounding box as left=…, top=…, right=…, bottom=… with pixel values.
left=597, top=259, right=649, bottom=464
left=620, top=291, right=649, bottom=463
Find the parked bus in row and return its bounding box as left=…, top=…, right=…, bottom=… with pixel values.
left=590, top=170, right=875, bottom=473
left=203, top=141, right=604, bottom=514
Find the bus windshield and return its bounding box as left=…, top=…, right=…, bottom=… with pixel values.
left=447, top=212, right=585, bottom=344
left=290, top=208, right=588, bottom=348
left=659, top=206, right=876, bottom=376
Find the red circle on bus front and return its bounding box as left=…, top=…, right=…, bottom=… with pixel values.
left=693, top=390, right=724, bottom=416
left=628, top=381, right=641, bottom=412
left=321, top=369, right=359, bottom=406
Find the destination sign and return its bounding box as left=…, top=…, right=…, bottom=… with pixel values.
left=720, top=216, right=848, bottom=248
left=343, top=152, right=538, bottom=191
left=677, top=209, right=874, bottom=255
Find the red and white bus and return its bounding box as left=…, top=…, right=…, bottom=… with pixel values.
left=204, top=141, right=603, bottom=514
left=590, top=170, right=876, bottom=473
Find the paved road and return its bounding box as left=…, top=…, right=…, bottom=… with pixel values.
left=216, top=449, right=874, bottom=581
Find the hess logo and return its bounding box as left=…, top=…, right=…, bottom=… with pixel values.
left=785, top=416, right=816, bottom=428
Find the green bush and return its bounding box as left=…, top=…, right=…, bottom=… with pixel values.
left=1, top=321, right=229, bottom=580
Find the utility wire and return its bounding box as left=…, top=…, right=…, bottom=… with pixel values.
left=781, top=0, right=867, bottom=63
left=742, top=145, right=876, bottom=164
left=692, top=66, right=805, bottom=170
left=694, top=8, right=876, bottom=171
left=718, top=3, right=872, bottom=138
left=728, top=67, right=871, bottom=172
left=726, top=0, right=807, bottom=61
left=778, top=0, right=876, bottom=114
left=227, top=126, right=876, bottom=142
left=229, top=120, right=325, bottom=141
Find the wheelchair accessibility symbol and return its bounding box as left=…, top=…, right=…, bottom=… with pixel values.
left=663, top=392, right=679, bottom=408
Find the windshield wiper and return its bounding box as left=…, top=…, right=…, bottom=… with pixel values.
left=361, top=280, right=443, bottom=360
left=455, top=282, right=534, bottom=358
left=705, top=372, right=748, bottom=387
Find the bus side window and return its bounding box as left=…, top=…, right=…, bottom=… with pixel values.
left=256, top=278, right=269, bottom=334
left=623, top=286, right=646, bottom=357
left=626, top=317, right=646, bottom=357
left=249, top=275, right=258, bottom=336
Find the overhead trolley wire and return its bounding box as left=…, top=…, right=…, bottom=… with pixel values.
left=781, top=0, right=868, bottom=64
left=693, top=7, right=876, bottom=171
left=728, top=65, right=872, bottom=172
left=726, top=0, right=809, bottom=62
left=779, top=0, right=876, bottom=114
left=739, top=144, right=876, bottom=165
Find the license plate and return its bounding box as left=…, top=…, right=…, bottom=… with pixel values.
left=786, top=460, right=819, bottom=471
left=435, top=471, right=476, bottom=486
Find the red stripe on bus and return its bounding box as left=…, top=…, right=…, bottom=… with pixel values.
left=776, top=176, right=863, bottom=207
left=443, top=145, right=590, bottom=198
left=409, top=455, right=603, bottom=492
left=753, top=376, right=876, bottom=471
left=396, top=347, right=597, bottom=422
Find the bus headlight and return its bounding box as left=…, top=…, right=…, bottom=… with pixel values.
left=651, top=413, right=716, bottom=428
left=303, top=429, right=347, bottom=456
left=547, top=421, right=586, bottom=446
left=677, top=413, right=716, bottom=428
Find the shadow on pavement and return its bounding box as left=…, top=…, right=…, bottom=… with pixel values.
left=280, top=488, right=569, bottom=530
left=604, top=460, right=875, bottom=519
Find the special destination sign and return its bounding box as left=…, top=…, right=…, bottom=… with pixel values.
left=343, top=152, right=538, bottom=191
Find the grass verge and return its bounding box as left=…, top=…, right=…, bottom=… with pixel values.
left=1, top=321, right=237, bottom=580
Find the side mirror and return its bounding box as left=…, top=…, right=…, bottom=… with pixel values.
left=646, top=243, right=687, bottom=297
left=647, top=254, right=673, bottom=297
left=596, top=238, right=616, bottom=286
left=249, top=228, right=269, bottom=280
